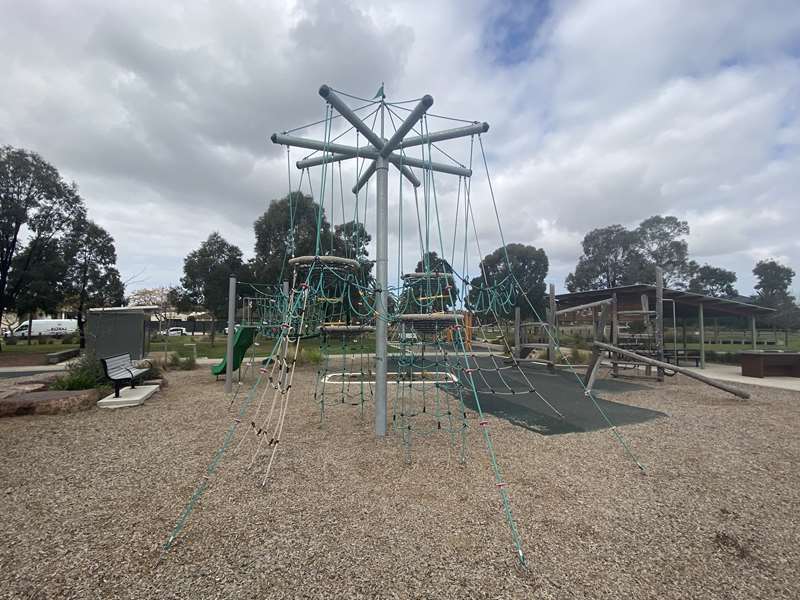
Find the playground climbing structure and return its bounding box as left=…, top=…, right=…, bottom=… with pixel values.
left=164, top=83, right=664, bottom=568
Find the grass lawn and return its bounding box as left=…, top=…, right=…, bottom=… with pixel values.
left=151, top=333, right=380, bottom=361
left=0, top=340, right=80, bottom=366
left=150, top=335, right=232, bottom=359
left=1, top=341, right=79, bottom=353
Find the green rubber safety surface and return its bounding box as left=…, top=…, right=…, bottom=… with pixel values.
left=389, top=356, right=664, bottom=436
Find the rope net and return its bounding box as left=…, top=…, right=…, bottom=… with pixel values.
left=163, top=86, right=646, bottom=569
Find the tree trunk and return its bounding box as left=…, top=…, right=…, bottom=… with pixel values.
left=27, top=313, right=33, bottom=345
left=77, top=288, right=87, bottom=349
left=210, top=317, right=216, bottom=347
left=78, top=312, right=86, bottom=349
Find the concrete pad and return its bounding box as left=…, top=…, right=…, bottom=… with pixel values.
left=97, top=385, right=159, bottom=409
left=686, top=364, right=800, bottom=393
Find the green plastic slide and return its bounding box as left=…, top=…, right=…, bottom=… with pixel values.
left=211, top=326, right=258, bottom=376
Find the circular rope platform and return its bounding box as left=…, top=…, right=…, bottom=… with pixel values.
left=396, top=313, right=464, bottom=333
left=289, top=255, right=361, bottom=271
left=320, top=324, right=376, bottom=335
left=397, top=312, right=463, bottom=322
left=401, top=272, right=455, bottom=280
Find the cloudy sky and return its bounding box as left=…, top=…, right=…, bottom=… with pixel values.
left=2, top=0, right=799, bottom=295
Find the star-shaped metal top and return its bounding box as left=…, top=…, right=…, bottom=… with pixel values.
left=271, top=84, right=488, bottom=194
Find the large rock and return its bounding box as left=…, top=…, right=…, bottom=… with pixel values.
left=0, top=389, right=100, bottom=418
left=0, top=382, right=48, bottom=400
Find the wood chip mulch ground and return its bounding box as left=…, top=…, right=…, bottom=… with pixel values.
left=1, top=367, right=798, bottom=599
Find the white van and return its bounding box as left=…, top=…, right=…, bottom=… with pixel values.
left=6, top=319, right=78, bottom=339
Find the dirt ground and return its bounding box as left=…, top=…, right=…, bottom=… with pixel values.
left=1, top=366, right=798, bottom=599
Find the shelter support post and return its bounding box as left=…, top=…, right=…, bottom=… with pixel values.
left=750, top=315, right=757, bottom=350
left=699, top=303, right=706, bottom=369
left=655, top=268, right=664, bottom=382
left=583, top=303, right=611, bottom=393
left=611, top=293, right=619, bottom=345
left=547, top=284, right=556, bottom=372
left=640, top=294, right=651, bottom=376
left=224, top=276, right=236, bottom=394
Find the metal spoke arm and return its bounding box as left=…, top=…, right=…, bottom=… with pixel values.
left=270, top=133, right=370, bottom=157
left=319, top=85, right=384, bottom=149
left=381, top=95, right=433, bottom=157
left=271, top=84, right=481, bottom=192
left=287, top=142, right=471, bottom=177
left=397, top=121, right=489, bottom=150
left=352, top=161, right=376, bottom=194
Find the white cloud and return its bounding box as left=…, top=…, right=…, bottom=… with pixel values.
left=1, top=0, right=798, bottom=295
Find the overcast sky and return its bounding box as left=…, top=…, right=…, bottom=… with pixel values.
left=2, top=0, right=799, bottom=295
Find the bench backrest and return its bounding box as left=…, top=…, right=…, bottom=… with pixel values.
left=102, top=354, right=133, bottom=377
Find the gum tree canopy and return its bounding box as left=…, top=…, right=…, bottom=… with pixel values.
left=0, top=146, right=84, bottom=341
left=471, top=243, right=549, bottom=320
left=567, top=215, right=720, bottom=291
left=252, top=191, right=372, bottom=284
left=62, top=216, right=125, bottom=347
left=181, top=232, right=245, bottom=344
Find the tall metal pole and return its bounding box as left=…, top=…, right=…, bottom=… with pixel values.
left=374, top=155, right=389, bottom=437
left=224, top=276, right=237, bottom=393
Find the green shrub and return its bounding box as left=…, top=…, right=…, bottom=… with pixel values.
left=572, top=336, right=588, bottom=350
left=570, top=346, right=583, bottom=363
left=297, top=346, right=322, bottom=365
left=62, top=333, right=79, bottom=344
left=146, top=360, right=163, bottom=378
left=51, top=352, right=107, bottom=391
left=164, top=351, right=195, bottom=371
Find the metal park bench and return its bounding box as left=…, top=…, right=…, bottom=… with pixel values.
left=101, top=353, right=151, bottom=397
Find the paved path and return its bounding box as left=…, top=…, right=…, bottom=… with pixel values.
left=0, top=364, right=68, bottom=379
left=686, top=363, right=800, bottom=392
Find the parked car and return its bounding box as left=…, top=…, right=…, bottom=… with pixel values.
left=4, top=319, right=78, bottom=339
left=167, top=326, right=188, bottom=336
